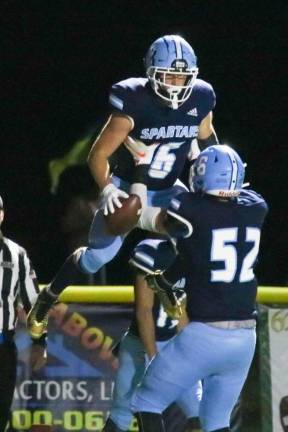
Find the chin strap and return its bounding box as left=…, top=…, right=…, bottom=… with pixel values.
left=170, top=92, right=179, bottom=109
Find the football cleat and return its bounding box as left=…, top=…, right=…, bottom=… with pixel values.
left=27, top=287, right=56, bottom=339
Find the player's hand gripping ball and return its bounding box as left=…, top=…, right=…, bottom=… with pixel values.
left=105, top=194, right=142, bottom=235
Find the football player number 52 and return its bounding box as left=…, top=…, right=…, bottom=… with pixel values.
left=148, top=142, right=183, bottom=179
left=211, top=227, right=261, bottom=283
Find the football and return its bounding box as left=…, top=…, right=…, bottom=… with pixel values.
left=104, top=194, right=142, bottom=235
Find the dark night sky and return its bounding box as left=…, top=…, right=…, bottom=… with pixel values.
left=1, top=0, right=287, bottom=284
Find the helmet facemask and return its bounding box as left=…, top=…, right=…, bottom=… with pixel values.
left=147, top=65, right=198, bottom=109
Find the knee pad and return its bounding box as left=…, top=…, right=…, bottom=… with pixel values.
left=129, top=239, right=177, bottom=275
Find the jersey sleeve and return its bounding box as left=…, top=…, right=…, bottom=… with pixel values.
left=206, top=83, right=216, bottom=112
left=166, top=193, right=193, bottom=238
left=195, top=80, right=216, bottom=121
left=239, top=189, right=269, bottom=224
left=167, top=193, right=190, bottom=219
left=108, top=82, right=135, bottom=118
left=130, top=239, right=177, bottom=274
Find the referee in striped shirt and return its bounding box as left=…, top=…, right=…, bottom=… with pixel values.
left=0, top=195, right=47, bottom=431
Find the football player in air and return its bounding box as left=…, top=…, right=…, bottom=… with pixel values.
left=27, top=34, right=218, bottom=339
left=102, top=239, right=202, bottom=432
left=128, top=144, right=268, bottom=432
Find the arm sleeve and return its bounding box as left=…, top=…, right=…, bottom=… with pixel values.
left=108, top=83, right=135, bottom=118
left=19, top=249, right=40, bottom=313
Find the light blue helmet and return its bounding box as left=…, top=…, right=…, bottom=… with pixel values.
left=189, top=145, right=245, bottom=197
left=144, top=35, right=198, bottom=109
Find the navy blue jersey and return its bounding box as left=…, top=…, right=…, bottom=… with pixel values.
left=108, top=77, right=216, bottom=190
left=167, top=190, right=268, bottom=321
left=129, top=295, right=178, bottom=341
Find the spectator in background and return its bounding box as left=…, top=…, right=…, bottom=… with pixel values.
left=0, top=195, right=47, bottom=431
left=55, top=165, right=105, bottom=284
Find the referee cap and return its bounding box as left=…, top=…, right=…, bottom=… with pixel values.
left=0, top=196, right=3, bottom=209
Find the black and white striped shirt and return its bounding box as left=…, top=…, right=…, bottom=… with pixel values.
left=0, top=232, right=39, bottom=333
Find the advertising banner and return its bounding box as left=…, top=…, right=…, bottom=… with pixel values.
left=11, top=303, right=187, bottom=432
left=268, top=308, right=288, bottom=432
left=259, top=305, right=288, bottom=432
left=11, top=303, right=134, bottom=431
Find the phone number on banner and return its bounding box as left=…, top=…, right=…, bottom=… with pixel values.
left=11, top=410, right=108, bottom=431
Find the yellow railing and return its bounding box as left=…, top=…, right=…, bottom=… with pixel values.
left=59, top=286, right=134, bottom=303
left=54, top=286, right=288, bottom=304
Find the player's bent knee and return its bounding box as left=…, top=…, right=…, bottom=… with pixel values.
left=79, top=240, right=121, bottom=273
left=73, top=247, right=87, bottom=266
left=79, top=249, right=104, bottom=273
